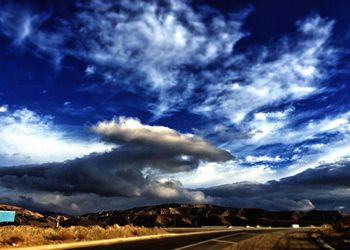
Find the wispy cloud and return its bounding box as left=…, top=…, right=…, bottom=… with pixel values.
left=0, top=2, right=338, bottom=121
left=0, top=4, right=66, bottom=68
left=194, top=15, right=336, bottom=123
left=0, top=0, right=252, bottom=116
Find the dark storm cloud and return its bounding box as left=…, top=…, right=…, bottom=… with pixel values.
left=92, top=117, right=233, bottom=168
left=200, top=160, right=350, bottom=211
left=0, top=117, right=232, bottom=201
left=3, top=160, right=350, bottom=214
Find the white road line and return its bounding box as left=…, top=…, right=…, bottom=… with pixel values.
left=212, top=239, right=238, bottom=244
left=173, top=233, right=239, bottom=250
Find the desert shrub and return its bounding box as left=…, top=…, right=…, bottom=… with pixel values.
left=47, top=231, right=75, bottom=241
left=5, top=236, right=24, bottom=247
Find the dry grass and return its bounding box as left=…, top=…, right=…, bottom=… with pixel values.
left=0, top=225, right=166, bottom=248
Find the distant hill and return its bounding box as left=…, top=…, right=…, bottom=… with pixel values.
left=62, top=203, right=350, bottom=228
left=1, top=203, right=349, bottom=228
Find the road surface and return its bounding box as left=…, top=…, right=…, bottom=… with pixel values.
left=67, top=229, right=320, bottom=250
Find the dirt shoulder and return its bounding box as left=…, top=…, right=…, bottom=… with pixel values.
left=311, top=226, right=350, bottom=250
left=230, top=229, right=323, bottom=250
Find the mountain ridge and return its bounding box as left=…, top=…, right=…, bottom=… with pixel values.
left=1, top=203, right=349, bottom=228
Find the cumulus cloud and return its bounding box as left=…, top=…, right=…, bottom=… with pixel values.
left=92, top=116, right=232, bottom=166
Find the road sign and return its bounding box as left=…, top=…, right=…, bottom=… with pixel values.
left=0, top=211, right=16, bottom=223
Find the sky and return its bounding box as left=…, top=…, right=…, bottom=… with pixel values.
left=0, top=0, right=350, bottom=215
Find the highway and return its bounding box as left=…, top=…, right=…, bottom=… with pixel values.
left=68, top=229, right=286, bottom=250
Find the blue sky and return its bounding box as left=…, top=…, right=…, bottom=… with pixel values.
left=0, top=0, right=349, bottom=214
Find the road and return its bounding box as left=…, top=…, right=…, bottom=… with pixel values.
left=67, top=229, right=313, bottom=250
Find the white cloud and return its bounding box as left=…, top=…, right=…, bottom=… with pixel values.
left=0, top=105, right=8, bottom=113
left=0, top=0, right=252, bottom=117
left=238, top=110, right=350, bottom=180
left=0, top=3, right=338, bottom=123
left=0, top=108, right=111, bottom=166
left=193, top=15, right=336, bottom=124
left=244, top=155, right=283, bottom=163
left=72, top=0, right=251, bottom=116
left=169, top=160, right=278, bottom=188
left=276, top=111, right=349, bottom=144
left=199, top=110, right=350, bottom=185
left=85, top=65, right=96, bottom=76
left=285, top=139, right=350, bottom=177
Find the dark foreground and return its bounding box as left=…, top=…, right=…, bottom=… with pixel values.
left=69, top=229, right=322, bottom=250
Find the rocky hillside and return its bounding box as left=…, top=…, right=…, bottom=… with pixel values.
left=0, top=204, right=66, bottom=227
left=62, top=204, right=350, bottom=228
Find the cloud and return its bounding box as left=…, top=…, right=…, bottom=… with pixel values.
left=200, top=160, right=350, bottom=211
left=0, top=116, right=231, bottom=213
left=0, top=4, right=66, bottom=68
left=92, top=116, right=232, bottom=167
left=0, top=105, right=8, bottom=113
left=0, top=2, right=347, bottom=214
left=169, top=160, right=278, bottom=188
left=71, top=0, right=252, bottom=117
left=244, top=155, right=283, bottom=163
left=203, top=108, right=350, bottom=180
left=193, top=14, right=336, bottom=124
left=3, top=158, right=349, bottom=214
left=0, top=107, right=111, bottom=166
left=0, top=0, right=252, bottom=116
left=0, top=3, right=338, bottom=122
left=171, top=109, right=350, bottom=188
left=0, top=113, right=348, bottom=214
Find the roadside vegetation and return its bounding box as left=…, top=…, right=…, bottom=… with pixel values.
left=0, top=225, right=166, bottom=248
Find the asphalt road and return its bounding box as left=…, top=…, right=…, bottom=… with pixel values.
left=69, top=230, right=280, bottom=250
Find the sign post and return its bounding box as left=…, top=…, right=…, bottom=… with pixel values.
left=0, top=211, right=16, bottom=223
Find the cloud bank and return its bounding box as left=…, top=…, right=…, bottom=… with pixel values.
left=201, top=160, right=350, bottom=211
left=0, top=116, right=232, bottom=213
